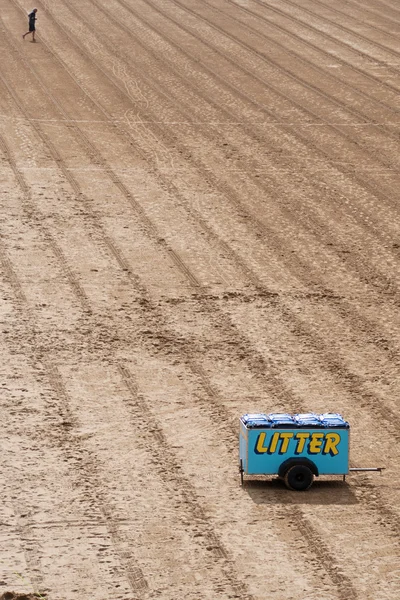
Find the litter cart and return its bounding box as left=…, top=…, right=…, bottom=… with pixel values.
left=239, top=412, right=383, bottom=490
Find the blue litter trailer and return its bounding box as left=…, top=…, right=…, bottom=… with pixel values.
left=239, top=412, right=354, bottom=490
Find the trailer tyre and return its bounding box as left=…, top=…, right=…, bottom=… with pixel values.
left=284, top=464, right=314, bottom=491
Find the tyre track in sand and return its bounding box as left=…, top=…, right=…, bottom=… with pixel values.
left=0, top=417, right=48, bottom=599
left=10, top=0, right=311, bottom=295
left=135, top=0, right=400, bottom=167
left=0, top=207, right=241, bottom=598
left=1, top=16, right=257, bottom=594
left=86, top=0, right=400, bottom=226
left=37, top=0, right=400, bottom=213
left=191, top=347, right=400, bottom=587
left=0, top=253, right=127, bottom=599
left=9, top=0, right=400, bottom=455
left=38, top=0, right=400, bottom=370
left=0, top=198, right=258, bottom=599
left=0, top=30, right=184, bottom=594
left=118, top=364, right=255, bottom=600
left=7, top=0, right=400, bottom=464
left=47, top=362, right=150, bottom=596
left=158, top=293, right=400, bottom=537
left=23, top=0, right=400, bottom=309
left=251, top=0, right=400, bottom=71
left=271, top=298, right=400, bottom=441
left=72, top=0, right=400, bottom=218
left=204, top=0, right=400, bottom=113
left=0, top=179, right=362, bottom=599
left=121, top=273, right=400, bottom=555
left=66, top=0, right=400, bottom=297
left=16, top=0, right=280, bottom=294
left=118, top=362, right=359, bottom=600
left=117, top=345, right=399, bottom=600
left=350, top=0, right=400, bottom=25
left=0, top=29, right=150, bottom=309
left=2, top=249, right=396, bottom=600
left=4, top=5, right=204, bottom=292
left=0, top=256, right=46, bottom=595
left=0, top=180, right=261, bottom=599
left=309, top=0, right=400, bottom=37
left=0, top=130, right=91, bottom=312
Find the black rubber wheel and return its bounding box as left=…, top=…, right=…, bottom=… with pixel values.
left=284, top=464, right=314, bottom=491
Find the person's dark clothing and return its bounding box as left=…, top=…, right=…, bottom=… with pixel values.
left=28, top=11, right=36, bottom=32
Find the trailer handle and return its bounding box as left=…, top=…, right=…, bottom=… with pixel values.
left=348, top=467, right=385, bottom=472
left=343, top=467, right=384, bottom=481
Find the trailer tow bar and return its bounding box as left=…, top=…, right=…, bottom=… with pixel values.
left=343, top=467, right=385, bottom=482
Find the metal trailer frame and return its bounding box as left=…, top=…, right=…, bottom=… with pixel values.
left=238, top=460, right=384, bottom=487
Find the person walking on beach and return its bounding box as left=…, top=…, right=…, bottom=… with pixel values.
left=22, top=8, right=38, bottom=42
